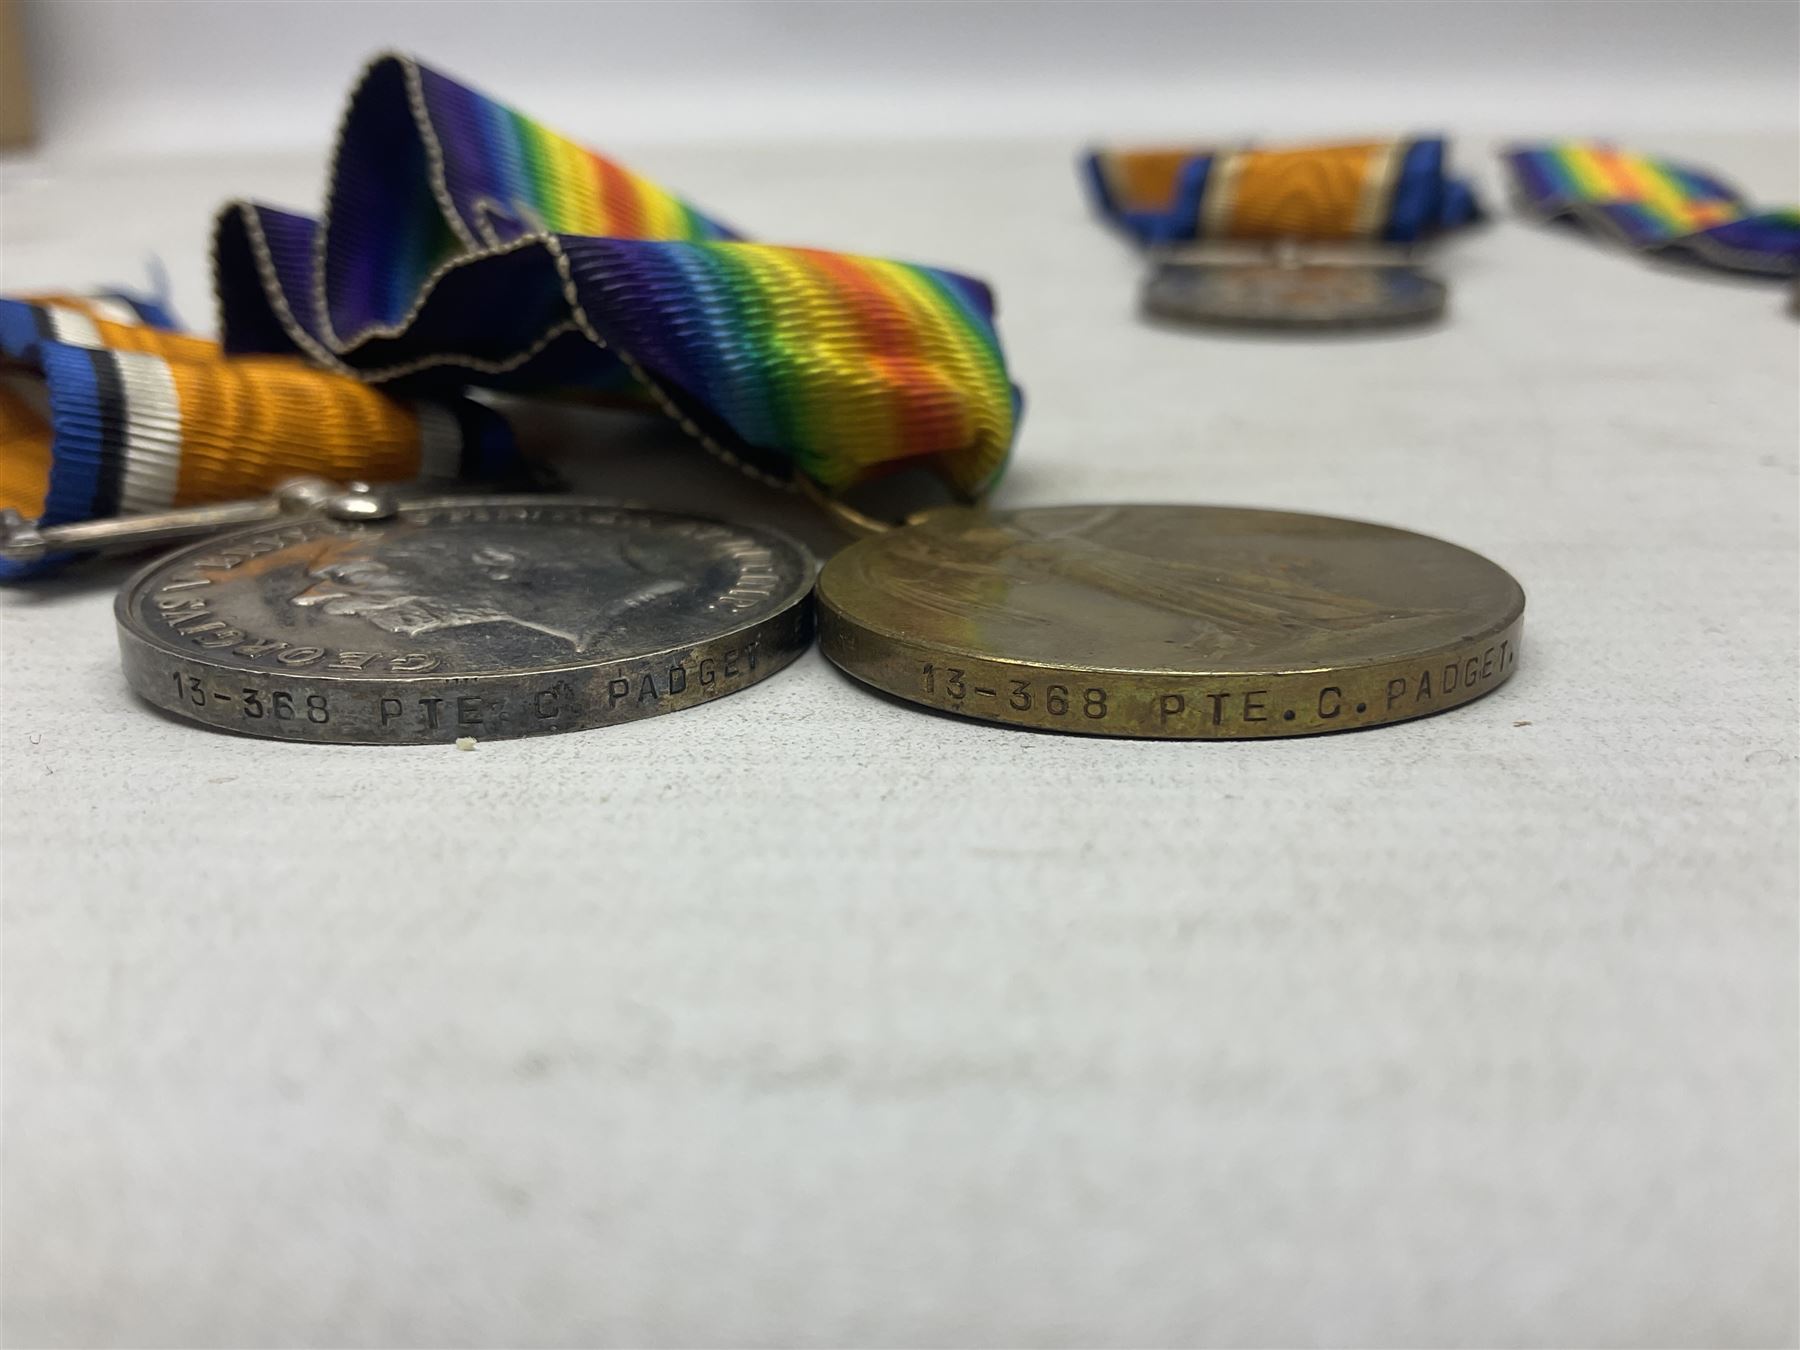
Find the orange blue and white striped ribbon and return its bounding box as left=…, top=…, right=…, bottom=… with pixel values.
left=0, top=293, right=512, bottom=578
left=1085, top=138, right=1482, bottom=248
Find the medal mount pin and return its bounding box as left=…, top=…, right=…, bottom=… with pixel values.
left=1141, top=237, right=1447, bottom=332
left=10, top=478, right=816, bottom=745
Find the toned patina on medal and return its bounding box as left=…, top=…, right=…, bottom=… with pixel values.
left=817, top=504, right=1523, bottom=738
left=116, top=495, right=814, bottom=743
left=1143, top=260, right=1447, bottom=330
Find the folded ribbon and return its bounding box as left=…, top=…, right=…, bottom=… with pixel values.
left=1501, top=142, right=1800, bottom=276
left=1084, top=138, right=1483, bottom=249
left=217, top=52, right=1020, bottom=499
left=1, top=52, right=1021, bottom=578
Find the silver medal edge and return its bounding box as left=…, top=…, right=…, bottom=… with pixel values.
left=1140, top=263, right=1448, bottom=331
left=113, top=498, right=819, bottom=744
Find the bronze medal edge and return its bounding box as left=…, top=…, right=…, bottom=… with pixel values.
left=817, top=586, right=1524, bottom=741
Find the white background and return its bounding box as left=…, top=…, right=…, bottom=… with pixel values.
left=18, top=0, right=1800, bottom=154
left=4, top=3, right=1798, bottom=1347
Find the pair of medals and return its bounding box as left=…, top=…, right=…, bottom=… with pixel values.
left=4, top=130, right=1515, bottom=744
left=7, top=471, right=1526, bottom=745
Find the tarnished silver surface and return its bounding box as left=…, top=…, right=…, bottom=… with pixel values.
left=116, top=497, right=815, bottom=743
left=1143, top=261, right=1447, bottom=330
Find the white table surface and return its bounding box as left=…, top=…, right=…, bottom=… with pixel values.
left=3, top=137, right=1796, bottom=1347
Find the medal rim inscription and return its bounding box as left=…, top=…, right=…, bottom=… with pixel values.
left=115, top=496, right=817, bottom=744
left=816, top=503, right=1525, bottom=740
left=1142, top=260, right=1448, bottom=331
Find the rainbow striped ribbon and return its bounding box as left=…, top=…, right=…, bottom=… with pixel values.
left=1502, top=143, right=1800, bottom=276
left=216, top=52, right=1019, bottom=501
left=0, top=293, right=512, bottom=579
left=1085, top=138, right=1482, bottom=248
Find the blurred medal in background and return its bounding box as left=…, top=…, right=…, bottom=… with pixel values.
left=1084, top=138, right=1483, bottom=330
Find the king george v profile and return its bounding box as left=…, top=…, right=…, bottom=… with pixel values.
left=290, top=523, right=707, bottom=653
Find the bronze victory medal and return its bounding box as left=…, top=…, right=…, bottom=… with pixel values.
left=1143, top=261, right=1447, bottom=330
left=817, top=504, right=1523, bottom=738
left=117, top=497, right=815, bottom=744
